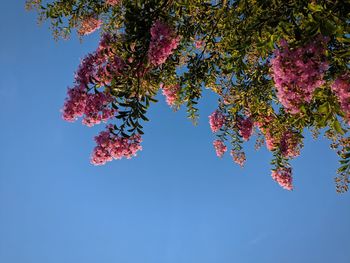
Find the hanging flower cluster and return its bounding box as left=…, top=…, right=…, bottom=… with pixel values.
left=230, top=150, right=246, bottom=167
left=62, top=35, right=121, bottom=126
left=271, top=37, right=329, bottom=114
left=271, top=167, right=293, bottom=191
left=148, top=20, right=180, bottom=66
left=106, top=0, right=120, bottom=6
left=331, top=74, right=350, bottom=123
left=78, top=17, right=102, bottom=35
left=213, top=140, right=227, bottom=158
left=280, top=130, right=301, bottom=158
left=237, top=116, right=253, bottom=141
left=209, top=110, right=225, bottom=133
left=161, top=83, right=180, bottom=106
left=91, top=127, right=142, bottom=165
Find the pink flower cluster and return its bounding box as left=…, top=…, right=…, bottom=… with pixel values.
left=161, top=83, right=180, bottom=106
left=106, top=0, right=120, bottom=6
left=237, top=117, right=253, bottom=141
left=62, top=88, right=115, bottom=126
left=62, top=35, right=124, bottom=126
left=271, top=37, right=329, bottom=114
left=230, top=150, right=246, bottom=167
left=148, top=20, right=180, bottom=66
left=82, top=93, right=115, bottom=127
left=255, top=116, right=276, bottom=151
left=194, top=40, right=204, bottom=49
left=213, top=140, right=227, bottom=158
left=331, top=74, right=350, bottom=123
left=271, top=167, right=293, bottom=191
left=91, top=128, right=142, bottom=165
left=78, top=17, right=102, bottom=35
left=62, top=85, right=87, bottom=122
left=209, top=110, right=225, bottom=133
left=280, top=130, right=300, bottom=158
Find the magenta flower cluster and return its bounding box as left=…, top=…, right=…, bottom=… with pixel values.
left=91, top=127, right=143, bottom=165
left=331, top=74, right=350, bottom=123
left=280, top=130, right=300, bottom=158
left=106, top=0, right=120, bottom=6
left=62, top=35, right=123, bottom=126
left=148, top=20, right=180, bottom=66
left=271, top=37, right=329, bottom=114
left=230, top=150, right=246, bottom=167
left=161, top=83, right=180, bottom=106
left=209, top=110, right=225, bottom=133
left=271, top=167, right=293, bottom=191
left=78, top=17, right=102, bottom=36
left=213, top=140, right=227, bottom=158
left=237, top=116, right=253, bottom=141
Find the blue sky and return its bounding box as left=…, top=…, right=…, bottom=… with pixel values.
left=0, top=2, right=350, bottom=263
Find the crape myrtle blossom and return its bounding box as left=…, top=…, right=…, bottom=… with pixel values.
left=237, top=116, right=253, bottom=141
left=280, top=130, right=300, bottom=158
left=62, top=34, right=123, bottom=126
left=91, top=126, right=143, bottom=165
left=271, top=167, right=293, bottom=191
left=78, top=17, right=102, bottom=35
left=148, top=20, right=180, bottom=66
left=271, top=36, right=329, bottom=114
left=230, top=150, right=246, bottom=167
left=213, top=140, right=227, bottom=158
left=161, top=83, right=180, bottom=106
left=106, top=0, right=120, bottom=6
left=331, top=74, right=350, bottom=124
left=209, top=110, right=225, bottom=133
left=254, top=116, right=277, bottom=151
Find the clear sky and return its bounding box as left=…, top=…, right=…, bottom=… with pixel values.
left=0, top=2, right=350, bottom=263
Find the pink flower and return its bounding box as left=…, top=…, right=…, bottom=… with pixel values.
left=209, top=110, right=225, bottom=133
left=82, top=92, right=115, bottom=127
left=194, top=40, right=204, bottom=49
left=161, top=83, right=180, bottom=106
left=91, top=128, right=142, bottom=165
left=271, top=167, right=293, bottom=190
left=237, top=117, right=253, bottom=141
left=271, top=36, right=328, bottom=113
left=280, top=130, right=300, bottom=158
left=148, top=20, right=180, bottom=66
left=62, top=85, right=87, bottom=122
left=213, top=140, right=227, bottom=158
left=331, top=74, right=350, bottom=124
left=230, top=150, right=246, bottom=167
left=78, top=17, right=102, bottom=36
left=106, top=0, right=120, bottom=6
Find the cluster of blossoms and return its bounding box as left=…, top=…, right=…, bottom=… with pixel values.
left=78, top=17, right=102, bottom=36
left=63, top=87, right=115, bottom=126
left=91, top=127, right=143, bottom=165
left=254, top=116, right=277, bottom=151
left=213, top=140, right=227, bottom=158
left=271, top=37, right=329, bottom=114
left=271, top=167, right=293, bottom=191
left=62, top=35, right=123, bottom=126
left=280, top=130, right=300, bottom=158
left=237, top=117, right=253, bottom=141
left=82, top=93, right=115, bottom=127
left=230, top=150, right=246, bottom=167
left=194, top=40, right=204, bottom=49
left=148, top=20, right=180, bottom=66
left=106, top=0, right=120, bottom=6
left=209, top=110, right=225, bottom=133
left=161, top=83, right=180, bottom=106
left=331, top=74, right=350, bottom=123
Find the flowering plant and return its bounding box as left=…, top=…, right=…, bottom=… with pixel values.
left=28, top=0, right=350, bottom=192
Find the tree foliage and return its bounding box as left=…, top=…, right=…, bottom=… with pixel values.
left=27, top=0, right=350, bottom=192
